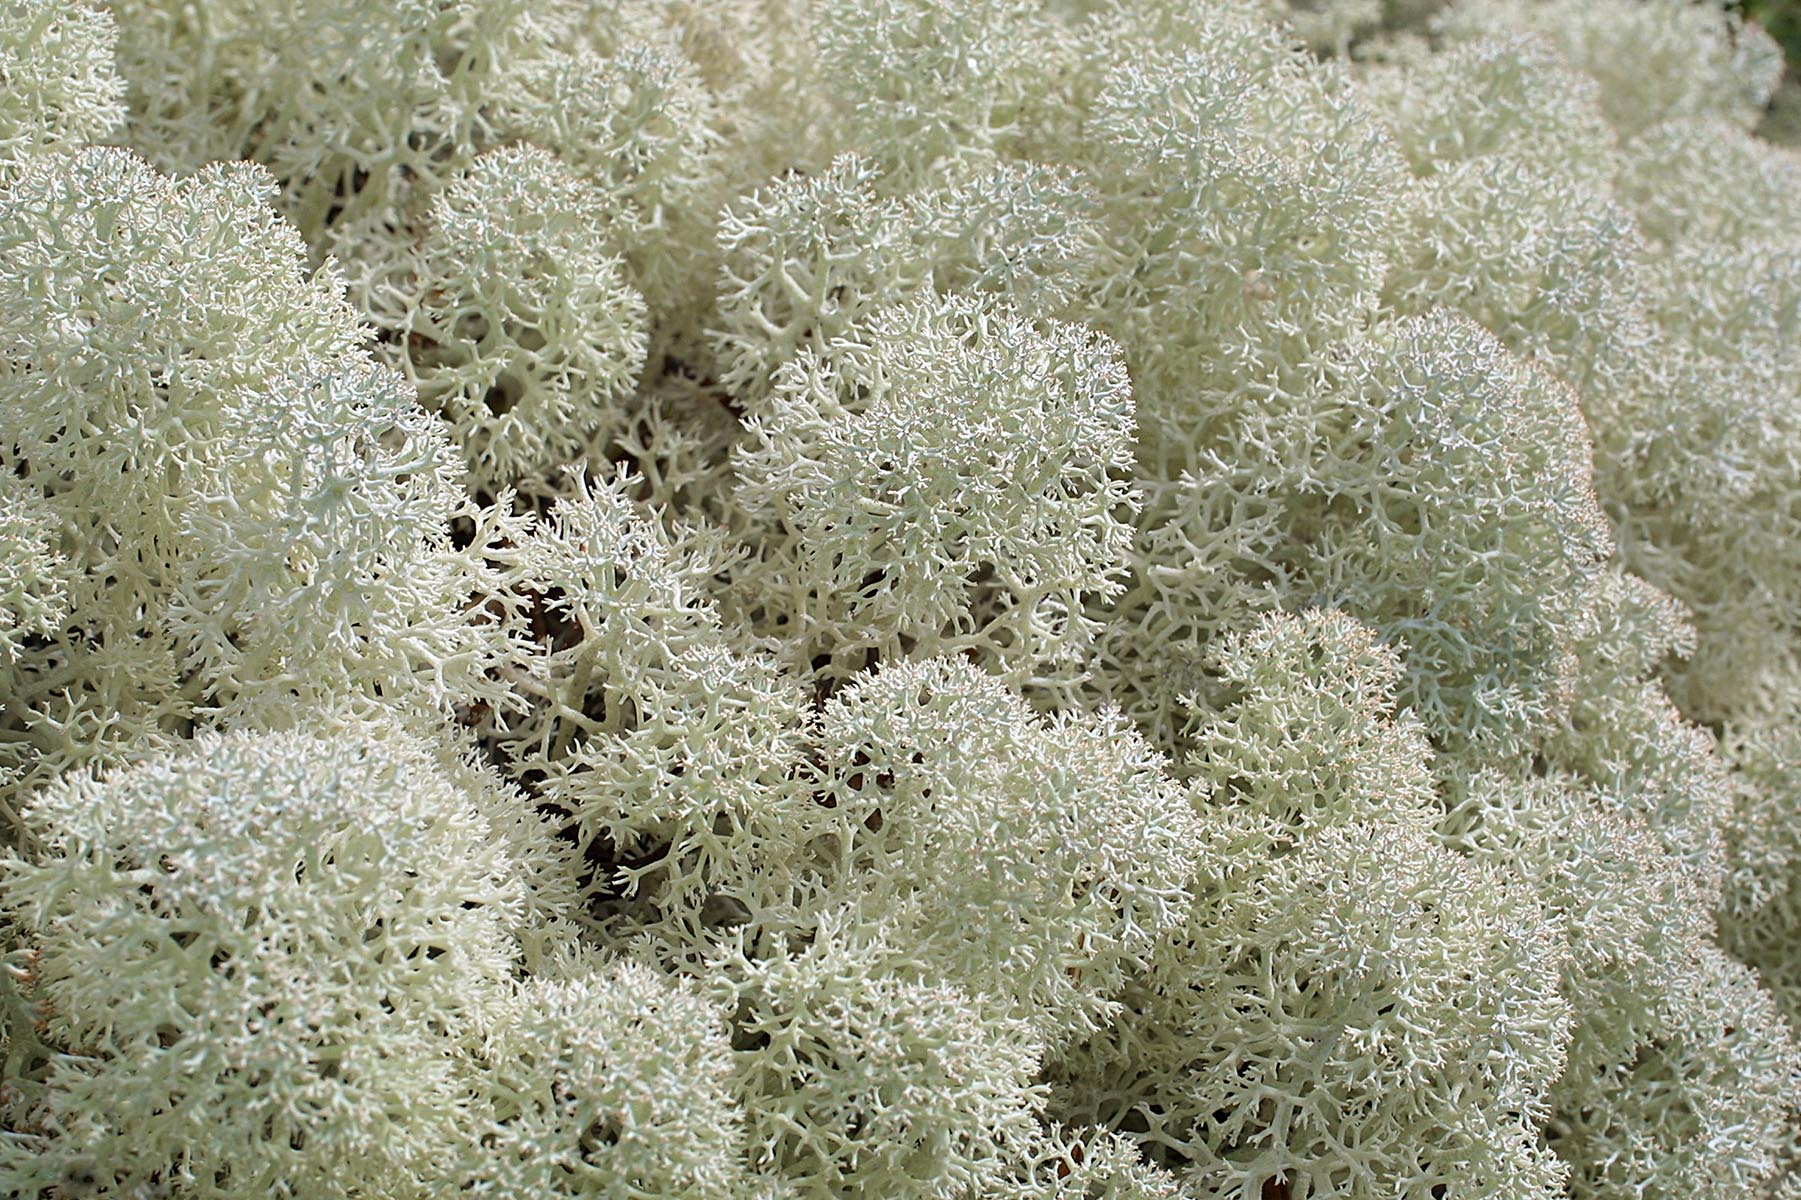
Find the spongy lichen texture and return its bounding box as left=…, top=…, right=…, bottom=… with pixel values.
left=1, top=1, right=1800, bottom=1199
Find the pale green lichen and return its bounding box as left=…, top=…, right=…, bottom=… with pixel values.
left=0, top=1, right=1798, bottom=1196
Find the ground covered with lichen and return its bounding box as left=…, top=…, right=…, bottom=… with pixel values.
left=1, top=1, right=1800, bottom=1198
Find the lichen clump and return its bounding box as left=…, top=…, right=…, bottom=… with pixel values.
left=2, top=1, right=1800, bottom=1198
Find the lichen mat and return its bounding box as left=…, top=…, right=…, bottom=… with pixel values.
left=0, top=1, right=1798, bottom=1197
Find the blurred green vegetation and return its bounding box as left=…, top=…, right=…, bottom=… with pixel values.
left=1744, top=0, right=1801, bottom=143
left=1745, top=0, right=1801, bottom=66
